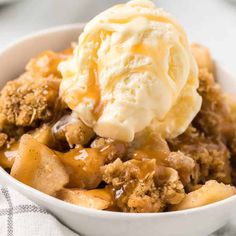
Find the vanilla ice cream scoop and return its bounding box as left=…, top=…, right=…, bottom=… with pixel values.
left=59, top=0, right=202, bottom=142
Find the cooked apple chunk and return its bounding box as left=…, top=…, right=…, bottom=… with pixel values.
left=57, top=188, right=112, bottom=210
left=57, top=148, right=105, bottom=189
left=10, top=134, right=69, bottom=196
left=191, top=43, right=214, bottom=73
left=31, top=124, right=56, bottom=148
left=26, top=50, right=72, bottom=78
left=170, top=180, right=236, bottom=211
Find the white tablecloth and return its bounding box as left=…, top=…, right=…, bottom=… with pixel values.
left=0, top=0, right=236, bottom=75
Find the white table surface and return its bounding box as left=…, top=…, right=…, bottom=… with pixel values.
left=0, top=0, right=236, bottom=75
left=0, top=1, right=236, bottom=235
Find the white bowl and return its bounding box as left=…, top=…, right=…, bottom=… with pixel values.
left=0, top=24, right=236, bottom=236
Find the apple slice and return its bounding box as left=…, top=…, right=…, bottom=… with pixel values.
left=11, top=134, right=69, bottom=196
left=57, top=188, right=112, bottom=210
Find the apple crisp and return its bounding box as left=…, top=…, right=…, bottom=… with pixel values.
left=0, top=44, right=235, bottom=212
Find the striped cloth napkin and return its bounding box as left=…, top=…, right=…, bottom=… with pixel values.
left=0, top=186, right=78, bottom=236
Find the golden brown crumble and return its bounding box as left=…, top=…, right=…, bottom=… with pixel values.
left=53, top=114, right=95, bottom=147
left=168, top=126, right=232, bottom=186
left=0, top=73, right=60, bottom=132
left=193, top=68, right=234, bottom=143
left=165, top=151, right=195, bottom=186
left=103, top=158, right=185, bottom=212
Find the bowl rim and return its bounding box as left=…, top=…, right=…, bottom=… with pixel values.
left=0, top=23, right=236, bottom=218
left=0, top=23, right=86, bottom=55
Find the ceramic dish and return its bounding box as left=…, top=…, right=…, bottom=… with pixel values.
left=0, top=24, right=236, bottom=236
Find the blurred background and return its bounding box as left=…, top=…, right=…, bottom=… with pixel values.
left=0, top=0, right=236, bottom=74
